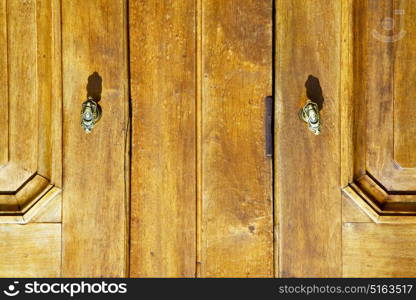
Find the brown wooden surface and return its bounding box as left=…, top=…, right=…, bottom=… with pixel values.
left=394, top=0, right=416, bottom=168
left=0, top=0, right=7, bottom=166
left=0, top=0, right=62, bottom=227
left=37, top=0, right=63, bottom=188
left=343, top=0, right=416, bottom=221
left=0, top=0, right=38, bottom=192
left=340, top=0, right=354, bottom=186
left=343, top=223, right=416, bottom=277
left=276, top=0, right=342, bottom=277
left=3, top=0, right=416, bottom=278
left=24, top=188, right=62, bottom=223
left=341, top=0, right=416, bottom=276
left=342, top=195, right=372, bottom=223
left=62, top=0, right=129, bottom=277
left=129, top=0, right=197, bottom=277
left=355, top=0, right=416, bottom=191
left=365, top=0, right=398, bottom=190
left=0, top=224, right=61, bottom=277
left=8, top=0, right=37, bottom=178
left=199, top=0, right=273, bottom=277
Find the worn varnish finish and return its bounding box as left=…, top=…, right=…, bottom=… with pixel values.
left=340, top=0, right=416, bottom=276
left=342, top=0, right=416, bottom=222
left=0, top=1, right=63, bottom=279
left=393, top=0, right=416, bottom=168
left=128, top=0, right=273, bottom=278
left=0, top=0, right=129, bottom=277
left=199, top=0, right=273, bottom=277
left=365, top=0, right=398, bottom=188
left=129, top=0, right=196, bottom=277
left=276, top=0, right=342, bottom=277
left=343, top=223, right=416, bottom=277
left=342, top=195, right=372, bottom=223
left=62, top=0, right=129, bottom=277
left=8, top=0, right=37, bottom=178
left=0, top=0, right=63, bottom=195
left=0, top=0, right=7, bottom=166
left=0, top=224, right=61, bottom=277
left=3, top=0, right=416, bottom=278
left=0, top=0, right=62, bottom=218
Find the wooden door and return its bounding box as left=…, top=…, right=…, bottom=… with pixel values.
left=0, top=0, right=129, bottom=277
left=3, top=0, right=416, bottom=279
left=277, top=0, right=416, bottom=277
left=129, top=0, right=274, bottom=277
left=129, top=0, right=416, bottom=278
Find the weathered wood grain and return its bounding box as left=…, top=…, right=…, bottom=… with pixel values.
left=360, top=0, right=416, bottom=191
left=365, top=0, right=395, bottom=189
left=342, top=194, right=372, bottom=223
left=394, top=0, right=416, bottom=168
left=0, top=0, right=62, bottom=225
left=340, top=0, right=354, bottom=186
left=129, top=0, right=196, bottom=277
left=23, top=188, right=62, bottom=223
left=276, top=0, right=342, bottom=277
left=200, top=0, right=273, bottom=277
left=0, top=0, right=7, bottom=166
left=0, top=224, right=61, bottom=277
left=343, top=0, right=416, bottom=221
left=37, top=0, right=63, bottom=188
left=343, top=223, right=416, bottom=277
left=62, top=0, right=129, bottom=277
left=6, top=0, right=37, bottom=188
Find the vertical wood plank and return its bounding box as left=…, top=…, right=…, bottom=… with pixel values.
left=0, top=0, right=7, bottom=166
left=200, top=0, right=273, bottom=277
left=62, top=0, right=129, bottom=277
left=276, top=0, right=342, bottom=277
left=129, top=0, right=196, bottom=277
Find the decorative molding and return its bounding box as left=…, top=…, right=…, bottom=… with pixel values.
left=343, top=175, right=416, bottom=224
left=0, top=174, right=61, bottom=224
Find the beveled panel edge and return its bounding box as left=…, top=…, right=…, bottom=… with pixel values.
left=0, top=185, right=61, bottom=224
left=340, top=1, right=416, bottom=224
left=22, top=187, right=61, bottom=223
left=342, top=184, right=416, bottom=224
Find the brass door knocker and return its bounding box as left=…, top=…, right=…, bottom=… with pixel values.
left=81, top=97, right=101, bottom=133
left=299, top=99, right=321, bottom=135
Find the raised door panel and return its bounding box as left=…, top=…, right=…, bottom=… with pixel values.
left=0, top=0, right=62, bottom=277
left=0, top=0, right=62, bottom=224
left=342, top=0, right=416, bottom=223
